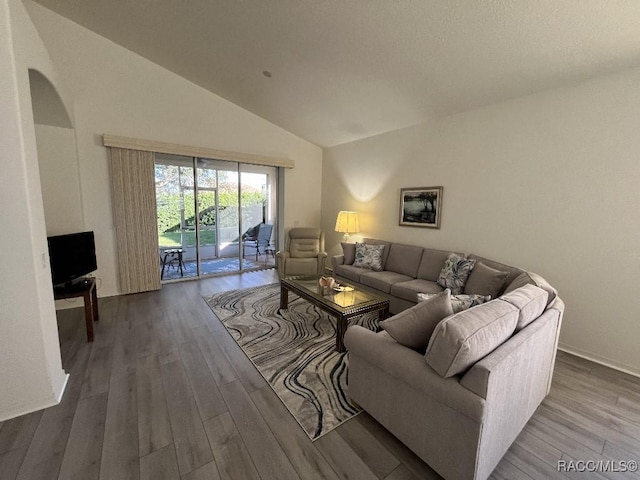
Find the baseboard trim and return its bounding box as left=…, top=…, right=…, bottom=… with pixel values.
left=55, top=372, right=70, bottom=403
left=558, top=343, right=640, bottom=378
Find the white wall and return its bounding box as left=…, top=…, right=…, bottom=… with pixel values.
left=25, top=1, right=323, bottom=298
left=35, top=125, right=84, bottom=235
left=0, top=0, right=68, bottom=421
left=323, top=68, right=640, bottom=376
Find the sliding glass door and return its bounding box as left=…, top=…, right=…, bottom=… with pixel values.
left=155, top=153, right=277, bottom=281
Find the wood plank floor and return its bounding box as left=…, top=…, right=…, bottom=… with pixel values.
left=1, top=270, right=639, bottom=480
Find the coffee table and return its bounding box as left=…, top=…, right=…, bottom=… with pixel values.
left=280, top=275, right=390, bottom=352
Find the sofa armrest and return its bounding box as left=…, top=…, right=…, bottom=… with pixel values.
left=276, top=251, right=290, bottom=274
left=317, top=252, right=328, bottom=272
left=457, top=307, right=562, bottom=480
left=331, top=254, right=345, bottom=271
left=460, top=308, right=562, bottom=399
left=345, top=326, right=485, bottom=421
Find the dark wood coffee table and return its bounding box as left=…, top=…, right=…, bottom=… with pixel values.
left=280, top=276, right=390, bottom=352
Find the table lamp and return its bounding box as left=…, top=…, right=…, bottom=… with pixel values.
left=335, top=211, right=360, bottom=242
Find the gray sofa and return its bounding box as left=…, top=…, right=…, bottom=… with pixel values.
left=334, top=239, right=564, bottom=480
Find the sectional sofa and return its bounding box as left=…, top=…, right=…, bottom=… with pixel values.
left=332, top=238, right=564, bottom=480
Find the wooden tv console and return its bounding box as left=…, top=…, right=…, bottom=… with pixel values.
left=53, top=277, right=99, bottom=342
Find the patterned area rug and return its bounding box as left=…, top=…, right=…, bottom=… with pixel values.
left=203, top=283, right=379, bottom=440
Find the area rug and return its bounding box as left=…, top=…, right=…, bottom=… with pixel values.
left=203, top=283, right=379, bottom=440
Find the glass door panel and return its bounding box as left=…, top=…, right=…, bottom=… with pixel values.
left=197, top=158, right=240, bottom=274
left=195, top=160, right=216, bottom=276
left=240, top=165, right=277, bottom=268
left=155, top=154, right=197, bottom=280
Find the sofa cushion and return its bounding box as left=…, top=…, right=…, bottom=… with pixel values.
left=361, top=271, right=414, bottom=294
left=354, top=243, right=386, bottom=271
left=341, top=242, right=356, bottom=265
left=391, top=279, right=444, bottom=302
left=464, top=262, right=510, bottom=298
left=498, top=284, right=549, bottom=331
left=437, top=253, right=476, bottom=295
left=380, top=289, right=453, bottom=351
left=385, top=243, right=424, bottom=278
left=416, top=248, right=460, bottom=282
left=425, top=300, right=519, bottom=378
left=467, top=254, right=524, bottom=294
left=335, top=264, right=364, bottom=282
left=417, top=292, right=491, bottom=313
left=503, top=271, right=557, bottom=306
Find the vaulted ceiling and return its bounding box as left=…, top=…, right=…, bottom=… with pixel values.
left=29, top=0, right=640, bottom=147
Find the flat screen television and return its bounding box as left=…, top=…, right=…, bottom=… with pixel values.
left=47, top=231, right=97, bottom=287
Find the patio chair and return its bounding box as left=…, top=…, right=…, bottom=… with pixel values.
left=242, top=223, right=274, bottom=261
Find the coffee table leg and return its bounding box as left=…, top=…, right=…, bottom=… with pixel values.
left=336, top=315, right=347, bottom=353
left=280, top=285, right=289, bottom=309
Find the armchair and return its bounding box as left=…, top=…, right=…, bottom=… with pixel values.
left=276, top=228, right=327, bottom=278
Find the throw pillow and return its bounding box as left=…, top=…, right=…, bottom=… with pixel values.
left=436, top=253, right=476, bottom=295
left=417, top=292, right=491, bottom=313
left=498, top=284, right=549, bottom=331
left=425, top=299, right=519, bottom=378
left=380, top=289, right=453, bottom=351
left=503, top=271, right=557, bottom=306
left=464, top=262, right=509, bottom=298
left=353, top=243, right=386, bottom=271
left=341, top=242, right=356, bottom=265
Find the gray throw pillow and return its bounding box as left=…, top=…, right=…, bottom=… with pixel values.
left=464, top=262, right=509, bottom=298
left=417, top=292, right=491, bottom=313
left=425, top=299, right=519, bottom=378
left=353, top=243, right=386, bottom=271
left=498, top=284, right=549, bottom=331
left=341, top=242, right=356, bottom=265
left=436, top=253, right=476, bottom=295
left=380, top=289, right=453, bottom=351
left=503, top=271, right=557, bottom=306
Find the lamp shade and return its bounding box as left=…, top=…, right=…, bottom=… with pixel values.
left=335, top=211, right=360, bottom=234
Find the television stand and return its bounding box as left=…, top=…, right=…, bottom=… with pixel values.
left=53, top=277, right=99, bottom=342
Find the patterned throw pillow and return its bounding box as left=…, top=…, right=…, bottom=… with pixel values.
left=437, top=253, right=476, bottom=295
left=353, top=243, right=386, bottom=271
left=417, top=292, right=491, bottom=313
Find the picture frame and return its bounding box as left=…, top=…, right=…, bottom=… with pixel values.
left=399, top=186, right=443, bottom=228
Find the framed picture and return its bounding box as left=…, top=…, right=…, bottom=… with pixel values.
left=399, top=187, right=443, bottom=228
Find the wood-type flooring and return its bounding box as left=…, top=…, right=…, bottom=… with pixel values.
left=1, top=269, right=639, bottom=479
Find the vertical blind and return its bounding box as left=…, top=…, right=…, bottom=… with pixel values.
left=108, top=147, right=161, bottom=294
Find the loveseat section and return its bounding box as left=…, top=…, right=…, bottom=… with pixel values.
left=345, top=295, right=563, bottom=480
left=345, top=327, right=485, bottom=480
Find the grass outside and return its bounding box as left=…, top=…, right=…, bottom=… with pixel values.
left=159, top=230, right=216, bottom=247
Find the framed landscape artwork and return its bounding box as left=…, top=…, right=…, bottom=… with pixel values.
left=399, top=187, right=443, bottom=228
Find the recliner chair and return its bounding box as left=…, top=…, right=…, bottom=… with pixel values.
left=276, top=228, right=327, bottom=278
